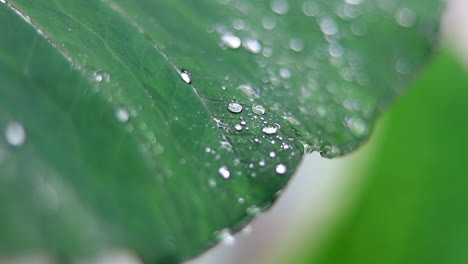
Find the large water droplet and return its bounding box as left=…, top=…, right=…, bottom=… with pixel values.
left=5, top=122, right=26, bottom=147
left=180, top=69, right=192, bottom=84
left=244, top=39, right=262, bottom=54
left=219, top=166, right=231, bottom=179
left=116, top=107, right=130, bottom=123
left=275, top=163, right=287, bottom=174
left=228, top=102, right=243, bottom=113
left=262, top=125, right=278, bottom=135
left=221, top=33, right=242, bottom=49
left=234, top=124, right=243, bottom=131
left=252, top=104, right=266, bottom=115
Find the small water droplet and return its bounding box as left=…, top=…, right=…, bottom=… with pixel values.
left=237, top=84, right=259, bottom=99
left=262, top=17, right=277, bottom=30
left=302, top=1, right=320, bottom=16
left=219, top=166, right=231, bottom=179
left=244, top=39, right=262, bottom=54
left=346, top=117, right=367, bottom=137
left=271, top=0, right=289, bottom=14
left=216, top=229, right=235, bottom=245
left=180, top=69, right=192, bottom=84
left=93, top=72, right=104, bottom=83
left=228, top=102, right=243, bottom=113
left=246, top=205, right=261, bottom=215
left=269, top=151, right=276, bottom=158
left=279, top=68, right=291, bottom=79
left=233, top=19, right=245, bottom=30
left=116, top=107, right=130, bottom=123
left=281, top=143, right=291, bottom=150
left=289, top=38, right=304, bottom=52
left=234, top=124, right=243, bottom=131
left=320, top=17, right=338, bottom=35
left=5, top=122, right=26, bottom=147
left=221, top=33, right=242, bottom=49
left=259, top=160, right=266, bottom=167
left=252, top=104, right=266, bottom=115
left=262, top=125, right=278, bottom=135
left=396, top=58, right=411, bottom=74
left=208, top=179, right=217, bottom=188
left=396, top=8, right=416, bottom=28
left=238, top=197, right=245, bottom=204
left=275, top=163, right=287, bottom=174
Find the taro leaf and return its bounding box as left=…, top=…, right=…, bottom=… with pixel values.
left=0, top=0, right=442, bottom=263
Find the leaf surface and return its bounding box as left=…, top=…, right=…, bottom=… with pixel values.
left=0, top=0, right=442, bottom=262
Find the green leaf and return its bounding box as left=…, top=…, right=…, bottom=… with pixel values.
left=0, top=0, right=442, bottom=263
left=306, top=50, right=468, bottom=264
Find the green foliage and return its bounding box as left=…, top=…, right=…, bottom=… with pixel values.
left=0, top=0, right=442, bottom=262
left=307, top=51, right=468, bottom=264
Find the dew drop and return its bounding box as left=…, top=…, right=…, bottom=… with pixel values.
left=275, top=163, right=287, bottom=174
left=228, top=102, right=243, bottom=113
left=216, top=229, right=236, bottom=245
left=5, top=122, right=26, bottom=147
left=219, top=166, right=231, bottom=179
left=320, top=17, right=338, bottom=35
left=271, top=0, right=289, bottom=14
left=262, top=17, right=277, bottom=30
left=221, top=33, right=242, bottom=49
left=396, top=8, right=416, bottom=28
left=302, top=1, right=320, bottom=16
left=252, top=104, right=266, bottom=115
left=244, top=39, right=262, bottom=54
left=262, top=125, right=278, bottom=135
left=269, top=151, right=276, bottom=158
left=279, top=68, right=291, bottom=79
left=289, top=38, right=304, bottom=52
left=240, top=120, right=247, bottom=126
left=234, top=124, right=243, bottom=131
left=180, top=69, right=192, bottom=84
left=116, top=107, right=130, bottom=123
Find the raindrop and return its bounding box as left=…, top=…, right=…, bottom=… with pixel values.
left=302, top=1, right=320, bottom=16
left=228, top=102, right=243, bottom=113
left=252, top=104, right=266, bottom=115
left=275, top=163, right=287, bottom=174
left=216, top=229, right=236, bottom=245
left=279, top=68, right=291, bottom=79
left=219, top=166, right=231, bottom=179
left=234, top=124, right=243, bottom=131
left=289, top=38, right=304, bottom=52
left=262, top=125, right=278, bottom=135
left=116, top=107, right=130, bottom=123
left=395, top=8, right=416, bottom=28
left=271, top=0, right=289, bottom=14
left=5, top=122, right=26, bottom=147
left=221, top=33, right=242, bottom=49
left=244, top=39, right=262, bottom=54
left=180, top=69, right=192, bottom=84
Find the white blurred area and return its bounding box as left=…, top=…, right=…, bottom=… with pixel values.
left=1, top=1, right=466, bottom=264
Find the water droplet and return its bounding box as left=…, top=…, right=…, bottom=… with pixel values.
left=302, top=1, right=320, bottom=16
left=93, top=72, right=104, bottom=83
left=346, top=117, right=367, bottom=137
left=269, top=151, right=276, bottom=158
left=180, top=69, right=192, bottom=84
left=345, top=0, right=363, bottom=5
left=281, top=143, right=291, bottom=150
left=320, top=17, right=338, bottom=35
left=252, top=104, right=266, bottom=115
left=259, top=160, right=266, bottom=167
left=275, top=163, right=287, bottom=174
left=5, top=122, right=26, bottom=147
left=116, top=107, right=130, bottom=123
left=244, top=39, right=262, bottom=54
left=396, top=58, right=411, bottom=74
left=262, top=125, right=278, bottom=135
left=289, top=38, right=304, bottom=52
left=237, top=84, right=259, bottom=99
left=221, top=33, right=242, bottom=49
left=396, top=8, right=416, bottom=28
left=271, top=0, right=289, bottom=14
left=262, top=17, right=277, bottom=30
left=208, top=179, right=217, bottom=188
left=233, top=19, right=245, bottom=30
left=216, top=229, right=236, bottom=245
left=0, top=0, right=7, bottom=4
left=328, top=43, right=344, bottom=57
left=246, top=205, right=261, bottom=215
left=234, top=124, right=243, bottom=131
left=228, top=102, right=243, bottom=113
left=238, top=197, right=245, bottom=204
left=279, top=68, right=291, bottom=79
left=219, top=166, right=231, bottom=179
left=240, top=120, right=247, bottom=126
